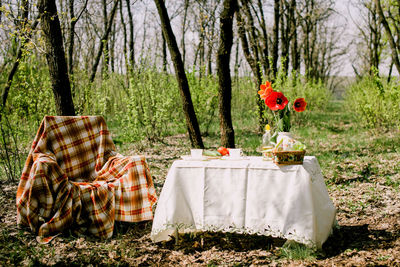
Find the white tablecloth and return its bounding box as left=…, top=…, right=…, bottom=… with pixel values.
left=150, top=156, right=336, bottom=249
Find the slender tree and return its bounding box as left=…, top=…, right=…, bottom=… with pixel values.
left=102, top=0, right=110, bottom=74
left=154, top=0, right=204, bottom=148
left=2, top=1, right=38, bottom=110
left=280, top=0, right=290, bottom=76
left=126, top=0, right=136, bottom=69
left=289, top=0, right=300, bottom=73
left=272, top=0, right=280, bottom=79
left=256, top=0, right=271, bottom=76
left=236, top=2, right=265, bottom=130
left=89, top=0, right=120, bottom=83
left=180, top=0, right=189, bottom=67
left=217, top=0, right=237, bottom=148
left=67, top=0, right=88, bottom=83
left=120, top=0, right=128, bottom=75
left=38, top=0, right=75, bottom=115
left=374, top=0, right=400, bottom=74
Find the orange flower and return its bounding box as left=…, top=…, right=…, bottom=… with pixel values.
left=293, top=98, right=307, bottom=112
left=258, top=81, right=273, bottom=100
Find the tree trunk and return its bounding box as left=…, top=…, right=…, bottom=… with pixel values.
left=272, top=0, right=280, bottom=79
left=217, top=0, right=237, bottom=148
left=236, top=8, right=265, bottom=131
left=257, top=0, right=270, bottom=77
left=89, top=0, right=120, bottom=83
left=67, top=0, right=75, bottom=77
left=126, top=0, right=135, bottom=69
left=67, top=0, right=87, bottom=92
left=38, top=0, right=75, bottom=115
left=154, top=0, right=204, bottom=148
left=181, top=0, right=189, bottom=67
left=102, top=0, right=110, bottom=75
left=162, top=32, right=167, bottom=72
left=241, top=0, right=261, bottom=75
left=374, top=0, right=400, bottom=74
left=120, top=0, right=128, bottom=75
left=110, top=23, right=116, bottom=72
left=281, top=0, right=290, bottom=76
left=289, top=0, right=299, bottom=73
left=234, top=39, right=240, bottom=79
left=206, top=7, right=217, bottom=76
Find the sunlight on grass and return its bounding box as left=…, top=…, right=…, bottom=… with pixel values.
left=279, top=240, right=317, bottom=260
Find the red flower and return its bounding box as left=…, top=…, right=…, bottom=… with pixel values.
left=265, top=91, right=288, bottom=111
left=293, top=98, right=307, bottom=112
left=258, top=81, right=274, bottom=100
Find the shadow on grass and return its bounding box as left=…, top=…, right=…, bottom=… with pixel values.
left=155, top=223, right=400, bottom=261
left=321, top=224, right=399, bottom=259
left=158, top=231, right=286, bottom=254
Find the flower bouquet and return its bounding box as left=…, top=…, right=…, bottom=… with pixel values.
left=259, top=81, right=307, bottom=134
left=258, top=81, right=307, bottom=164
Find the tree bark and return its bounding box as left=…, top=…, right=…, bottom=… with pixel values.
left=162, top=32, right=167, bottom=72
left=206, top=5, right=218, bottom=76
left=280, top=0, right=290, bottom=76
left=374, top=0, right=400, bottom=74
left=102, top=0, right=110, bottom=75
left=241, top=0, right=261, bottom=74
left=120, top=0, right=128, bottom=75
left=289, top=0, right=299, bottom=73
left=271, top=0, right=280, bottom=79
left=67, top=0, right=75, bottom=77
left=154, top=0, right=204, bottom=148
left=67, top=0, right=87, bottom=92
left=256, top=0, right=270, bottom=77
left=89, top=0, right=120, bottom=83
left=236, top=8, right=265, bottom=131
left=217, top=0, right=237, bottom=148
left=181, top=0, right=189, bottom=67
left=38, top=0, right=75, bottom=115
left=126, top=0, right=135, bottom=69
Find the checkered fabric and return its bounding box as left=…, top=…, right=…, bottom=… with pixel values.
left=16, top=116, right=157, bottom=243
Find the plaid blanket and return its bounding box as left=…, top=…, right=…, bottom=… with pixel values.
left=16, top=116, right=157, bottom=243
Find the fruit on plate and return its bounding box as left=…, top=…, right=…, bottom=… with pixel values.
left=217, top=146, right=229, bottom=156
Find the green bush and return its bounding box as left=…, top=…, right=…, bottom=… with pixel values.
left=273, top=75, right=332, bottom=112
left=115, top=69, right=184, bottom=142
left=345, top=75, right=400, bottom=130
left=187, top=71, right=219, bottom=135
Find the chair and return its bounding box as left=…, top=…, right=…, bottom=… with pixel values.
left=16, top=116, right=157, bottom=243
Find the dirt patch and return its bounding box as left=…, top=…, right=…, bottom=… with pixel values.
left=1, top=134, right=400, bottom=266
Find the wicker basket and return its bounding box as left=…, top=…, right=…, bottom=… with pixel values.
left=272, top=150, right=306, bottom=165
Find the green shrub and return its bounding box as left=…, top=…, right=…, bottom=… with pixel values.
left=115, top=69, right=184, bottom=142
left=187, top=72, right=219, bottom=135
left=273, top=75, right=332, bottom=112
left=345, top=74, right=400, bottom=130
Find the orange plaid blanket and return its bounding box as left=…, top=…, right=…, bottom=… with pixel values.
left=16, top=116, right=157, bottom=243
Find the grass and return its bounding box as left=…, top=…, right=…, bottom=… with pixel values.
left=279, top=240, right=317, bottom=260
left=0, top=97, right=400, bottom=265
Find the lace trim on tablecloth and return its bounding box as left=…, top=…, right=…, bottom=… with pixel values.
left=151, top=222, right=319, bottom=248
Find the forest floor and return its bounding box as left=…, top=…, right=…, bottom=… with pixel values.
left=1, top=100, right=400, bottom=266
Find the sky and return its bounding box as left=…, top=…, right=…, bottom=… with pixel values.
left=334, top=0, right=360, bottom=76
left=334, top=0, right=399, bottom=77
